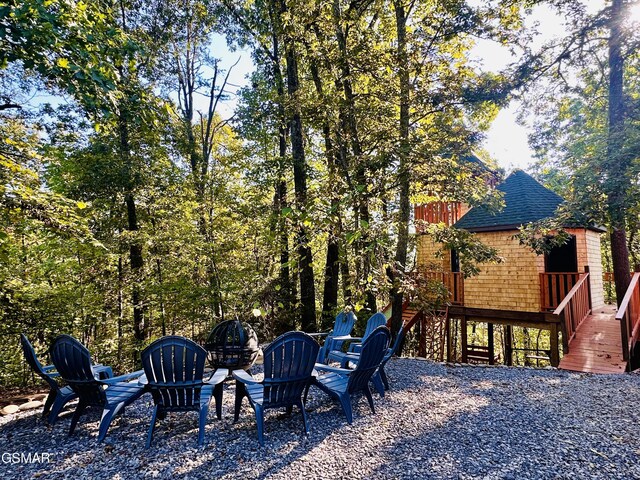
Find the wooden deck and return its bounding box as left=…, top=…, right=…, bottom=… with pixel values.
left=558, top=305, right=627, bottom=374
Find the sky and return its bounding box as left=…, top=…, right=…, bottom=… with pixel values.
left=209, top=1, right=628, bottom=173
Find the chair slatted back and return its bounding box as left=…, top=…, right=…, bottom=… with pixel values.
left=360, top=313, right=387, bottom=343
left=347, top=326, right=390, bottom=394
left=141, top=336, right=207, bottom=411
left=262, top=332, right=319, bottom=409
left=332, top=311, right=357, bottom=337
left=20, top=334, right=59, bottom=391
left=50, top=335, right=107, bottom=406
left=387, top=324, right=406, bottom=360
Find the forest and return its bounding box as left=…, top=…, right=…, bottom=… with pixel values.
left=1, top=0, right=639, bottom=386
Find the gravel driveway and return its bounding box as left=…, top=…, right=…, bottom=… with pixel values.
left=1, top=359, right=639, bottom=480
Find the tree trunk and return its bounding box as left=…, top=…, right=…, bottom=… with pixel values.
left=278, top=0, right=316, bottom=331
left=270, top=18, right=294, bottom=333
left=331, top=0, right=375, bottom=313
left=390, top=1, right=411, bottom=342
left=307, top=55, right=341, bottom=329
left=119, top=111, right=146, bottom=343
left=606, top=0, right=631, bottom=305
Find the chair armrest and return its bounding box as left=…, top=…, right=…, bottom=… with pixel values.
left=314, top=363, right=352, bottom=375
left=42, top=365, right=61, bottom=378
left=307, top=331, right=330, bottom=338
left=232, top=369, right=261, bottom=385
left=92, top=365, right=114, bottom=379
left=205, top=368, right=228, bottom=385
left=331, top=335, right=362, bottom=342
left=102, top=369, right=144, bottom=385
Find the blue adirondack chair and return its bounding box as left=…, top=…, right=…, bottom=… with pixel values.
left=49, top=334, right=144, bottom=442
left=233, top=331, right=319, bottom=446
left=310, top=326, right=390, bottom=423
left=326, top=312, right=387, bottom=365
left=140, top=335, right=227, bottom=448
left=20, top=333, right=77, bottom=424
left=335, top=323, right=407, bottom=396
left=311, top=311, right=357, bottom=364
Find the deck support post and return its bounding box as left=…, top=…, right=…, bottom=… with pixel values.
left=488, top=323, right=494, bottom=365
left=504, top=325, right=513, bottom=366
left=445, top=315, right=451, bottom=362
left=461, top=316, right=468, bottom=363
left=550, top=322, right=560, bottom=367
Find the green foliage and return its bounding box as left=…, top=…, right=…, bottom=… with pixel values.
left=427, top=224, right=503, bottom=278
left=0, top=0, right=530, bottom=386
left=513, top=218, right=571, bottom=255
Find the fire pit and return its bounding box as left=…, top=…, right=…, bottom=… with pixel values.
left=204, top=320, right=260, bottom=370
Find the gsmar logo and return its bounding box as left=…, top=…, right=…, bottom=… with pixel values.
left=1, top=452, right=52, bottom=464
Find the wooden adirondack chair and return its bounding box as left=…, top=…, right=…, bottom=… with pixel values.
left=49, top=335, right=144, bottom=442
left=233, top=331, right=319, bottom=446
left=326, top=312, right=387, bottom=365
left=311, top=311, right=357, bottom=364
left=335, top=323, right=407, bottom=396
left=310, top=326, right=390, bottom=424
left=140, top=335, right=227, bottom=448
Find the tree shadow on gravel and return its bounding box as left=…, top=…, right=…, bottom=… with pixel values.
left=366, top=362, right=640, bottom=480
left=0, top=382, right=354, bottom=480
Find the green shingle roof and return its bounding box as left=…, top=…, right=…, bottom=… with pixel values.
left=454, top=170, right=565, bottom=232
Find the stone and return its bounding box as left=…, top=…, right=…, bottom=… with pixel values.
left=18, top=400, right=43, bottom=411
left=1, top=404, right=20, bottom=415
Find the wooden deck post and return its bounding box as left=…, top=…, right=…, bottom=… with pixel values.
left=445, top=315, right=451, bottom=362
left=504, top=324, right=513, bottom=366
left=488, top=323, right=494, bottom=365
left=461, top=316, right=468, bottom=363
left=584, top=266, right=592, bottom=310
left=550, top=322, right=560, bottom=367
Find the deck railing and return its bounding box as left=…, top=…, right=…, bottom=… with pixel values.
left=552, top=272, right=591, bottom=349
left=615, top=272, right=640, bottom=364
left=414, top=202, right=462, bottom=229
left=539, top=272, right=582, bottom=311
left=421, top=271, right=464, bottom=305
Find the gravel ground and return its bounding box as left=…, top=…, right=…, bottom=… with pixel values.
left=1, top=359, right=640, bottom=480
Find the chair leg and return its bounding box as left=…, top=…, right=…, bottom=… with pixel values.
left=47, top=393, right=71, bottom=425
left=303, top=383, right=311, bottom=404
left=371, top=372, right=385, bottom=398
left=68, top=401, right=87, bottom=436
left=298, top=400, right=310, bottom=434
left=337, top=394, right=353, bottom=424
left=146, top=405, right=159, bottom=449
left=234, top=383, right=246, bottom=423
left=98, top=402, right=125, bottom=442
left=364, top=387, right=376, bottom=414
left=380, top=366, right=390, bottom=390
left=213, top=383, right=224, bottom=420
left=42, top=390, right=55, bottom=417
left=198, top=400, right=210, bottom=446
left=255, top=405, right=265, bottom=447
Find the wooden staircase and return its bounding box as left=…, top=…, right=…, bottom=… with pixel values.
left=558, top=305, right=627, bottom=374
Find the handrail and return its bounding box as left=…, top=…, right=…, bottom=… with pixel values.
left=615, top=272, right=640, bottom=363
left=540, top=272, right=581, bottom=311
left=553, top=273, right=589, bottom=315
left=552, top=272, right=591, bottom=351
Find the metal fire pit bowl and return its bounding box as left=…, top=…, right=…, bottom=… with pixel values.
left=204, top=320, right=259, bottom=370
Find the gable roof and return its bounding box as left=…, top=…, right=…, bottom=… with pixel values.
left=454, top=170, right=565, bottom=232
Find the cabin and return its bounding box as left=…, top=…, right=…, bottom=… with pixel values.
left=417, top=170, right=605, bottom=312
left=412, top=170, right=639, bottom=373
